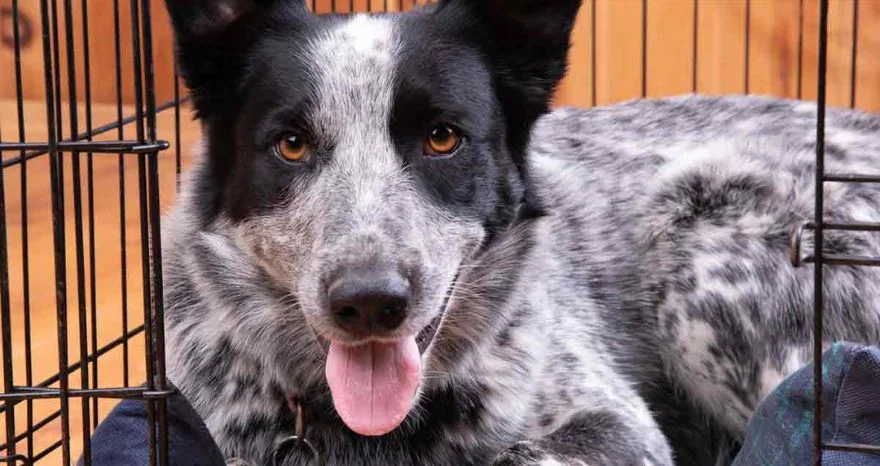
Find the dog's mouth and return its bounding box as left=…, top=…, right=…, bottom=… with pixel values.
left=312, top=305, right=444, bottom=357
left=309, top=270, right=458, bottom=438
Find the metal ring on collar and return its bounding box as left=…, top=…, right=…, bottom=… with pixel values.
left=272, top=435, right=320, bottom=466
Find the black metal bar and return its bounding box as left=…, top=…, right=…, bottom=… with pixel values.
left=113, top=0, right=131, bottom=391
left=30, top=440, right=62, bottom=463
left=139, top=0, right=171, bottom=461
left=591, top=0, right=597, bottom=106
left=849, top=0, right=859, bottom=109
left=127, top=1, right=160, bottom=461
left=822, top=222, right=880, bottom=232
left=50, top=0, right=62, bottom=142
left=797, top=0, right=804, bottom=99
left=0, top=410, right=62, bottom=452
left=60, top=0, right=94, bottom=457
left=692, top=0, right=698, bottom=93
left=796, top=220, right=880, bottom=234
left=824, top=173, right=880, bottom=183
left=0, top=140, right=170, bottom=154
left=0, top=454, right=29, bottom=465
left=0, top=93, right=17, bottom=466
left=801, top=254, right=880, bottom=268
left=744, top=0, right=750, bottom=93
left=81, top=0, right=100, bottom=431
left=813, top=0, right=830, bottom=464
left=174, top=62, right=182, bottom=185
left=0, top=324, right=147, bottom=416
left=38, top=0, right=72, bottom=461
left=641, top=0, right=647, bottom=98
left=823, top=442, right=880, bottom=455
left=0, top=387, right=175, bottom=402
left=0, top=100, right=180, bottom=168
left=10, top=0, right=34, bottom=459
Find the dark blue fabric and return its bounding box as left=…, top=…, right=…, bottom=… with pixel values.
left=81, top=385, right=225, bottom=466
left=733, top=342, right=880, bottom=466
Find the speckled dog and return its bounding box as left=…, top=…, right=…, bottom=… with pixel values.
left=160, top=0, right=880, bottom=464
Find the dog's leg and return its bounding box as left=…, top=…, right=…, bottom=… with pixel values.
left=642, top=148, right=880, bottom=441
left=492, top=392, right=673, bottom=466
left=642, top=163, right=813, bottom=439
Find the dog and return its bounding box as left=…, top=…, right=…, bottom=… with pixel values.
left=159, top=0, right=880, bottom=464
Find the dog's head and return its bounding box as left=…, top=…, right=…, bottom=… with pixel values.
left=166, top=0, right=581, bottom=437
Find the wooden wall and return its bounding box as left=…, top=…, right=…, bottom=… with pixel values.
left=555, top=0, right=880, bottom=111
left=2, top=0, right=879, bottom=111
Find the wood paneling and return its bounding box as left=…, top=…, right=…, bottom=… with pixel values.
left=594, top=0, right=646, bottom=104
left=855, top=0, right=880, bottom=111
left=747, top=0, right=801, bottom=98
left=2, top=0, right=878, bottom=109
left=0, top=0, right=177, bottom=106
left=553, top=0, right=878, bottom=110
left=697, top=0, right=749, bottom=95
left=646, top=0, right=697, bottom=98
left=555, top=0, right=595, bottom=106
left=799, top=0, right=857, bottom=107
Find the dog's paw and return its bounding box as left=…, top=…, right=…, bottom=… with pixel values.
left=225, top=458, right=255, bottom=466
left=492, top=441, right=588, bottom=466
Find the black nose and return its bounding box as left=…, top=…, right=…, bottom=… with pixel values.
left=327, top=267, right=411, bottom=337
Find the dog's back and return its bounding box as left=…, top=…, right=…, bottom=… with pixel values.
left=526, top=95, right=880, bottom=462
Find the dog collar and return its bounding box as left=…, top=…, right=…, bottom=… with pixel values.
left=273, top=397, right=320, bottom=466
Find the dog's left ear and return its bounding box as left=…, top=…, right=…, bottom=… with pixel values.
left=436, top=0, right=583, bottom=217
left=437, top=0, right=582, bottom=142
left=164, top=0, right=309, bottom=118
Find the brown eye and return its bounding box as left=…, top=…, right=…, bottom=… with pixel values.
left=425, top=124, right=461, bottom=156
left=275, top=134, right=308, bottom=162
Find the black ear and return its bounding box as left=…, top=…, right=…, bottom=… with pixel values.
left=164, top=0, right=308, bottom=118
left=437, top=0, right=582, bottom=135
left=436, top=0, right=583, bottom=217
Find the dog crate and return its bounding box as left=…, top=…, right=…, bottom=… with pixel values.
left=0, top=0, right=877, bottom=464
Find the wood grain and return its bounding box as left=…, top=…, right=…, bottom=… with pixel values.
left=0, top=0, right=178, bottom=106
left=646, top=0, right=697, bottom=98
left=2, top=1, right=879, bottom=108
left=595, top=0, right=646, bottom=105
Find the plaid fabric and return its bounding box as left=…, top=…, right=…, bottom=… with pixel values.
left=732, top=342, right=880, bottom=466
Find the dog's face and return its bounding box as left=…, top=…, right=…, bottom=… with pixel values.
left=166, top=0, right=581, bottom=437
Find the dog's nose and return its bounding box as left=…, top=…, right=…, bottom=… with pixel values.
left=327, top=267, right=410, bottom=337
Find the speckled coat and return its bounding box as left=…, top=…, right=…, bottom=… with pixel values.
left=159, top=0, right=880, bottom=464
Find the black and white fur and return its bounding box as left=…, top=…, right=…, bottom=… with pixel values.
left=160, top=0, right=880, bottom=464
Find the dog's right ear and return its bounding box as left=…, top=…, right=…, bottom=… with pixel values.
left=164, top=0, right=307, bottom=118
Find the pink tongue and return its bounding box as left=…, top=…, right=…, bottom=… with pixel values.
left=325, top=337, right=421, bottom=436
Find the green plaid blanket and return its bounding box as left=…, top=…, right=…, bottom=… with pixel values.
left=732, top=343, right=880, bottom=466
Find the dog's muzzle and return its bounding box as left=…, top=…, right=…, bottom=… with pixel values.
left=310, top=268, right=459, bottom=356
